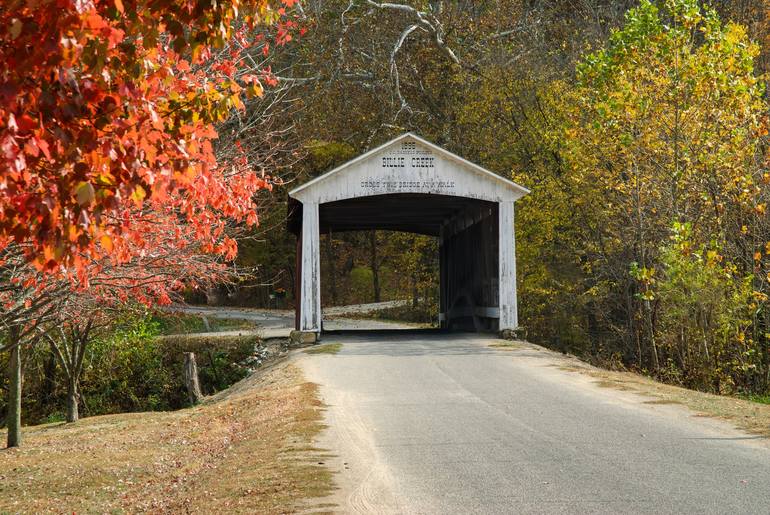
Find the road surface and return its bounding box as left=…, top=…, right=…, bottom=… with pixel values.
left=169, top=303, right=416, bottom=338
left=298, top=333, right=770, bottom=514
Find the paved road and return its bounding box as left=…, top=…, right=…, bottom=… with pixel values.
left=168, top=304, right=416, bottom=337
left=323, top=300, right=411, bottom=316
left=298, top=333, right=770, bottom=514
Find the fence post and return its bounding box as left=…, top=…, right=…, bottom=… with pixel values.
left=183, top=352, right=203, bottom=405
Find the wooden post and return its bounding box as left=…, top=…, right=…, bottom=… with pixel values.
left=498, top=201, right=518, bottom=331
left=299, top=201, right=321, bottom=333
left=295, top=230, right=302, bottom=330
left=183, top=352, right=203, bottom=406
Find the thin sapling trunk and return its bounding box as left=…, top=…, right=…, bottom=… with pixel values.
left=6, top=327, right=22, bottom=448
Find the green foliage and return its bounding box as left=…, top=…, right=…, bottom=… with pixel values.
left=549, top=0, right=770, bottom=395
left=303, top=343, right=342, bottom=355
left=3, top=315, right=260, bottom=424
left=305, top=140, right=357, bottom=173
left=152, top=312, right=256, bottom=335
left=349, top=266, right=375, bottom=301
left=160, top=333, right=258, bottom=394
left=654, top=222, right=759, bottom=392
left=743, top=394, right=770, bottom=405
left=82, top=316, right=174, bottom=413
left=450, top=0, right=770, bottom=396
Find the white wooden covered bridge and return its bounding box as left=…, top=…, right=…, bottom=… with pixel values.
left=287, top=133, right=529, bottom=336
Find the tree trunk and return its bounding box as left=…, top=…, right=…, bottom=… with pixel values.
left=411, top=273, right=419, bottom=308
left=370, top=231, right=381, bottom=303
left=184, top=353, right=203, bottom=405
left=7, top=338, right=22, bottom=448
left=646, top=301, right=660, bottom=371
left=66, top=380, right=79, bottom=423
left=41, top=346, right=57, bottom=406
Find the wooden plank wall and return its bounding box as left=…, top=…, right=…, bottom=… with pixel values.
left=441, top=204, right=499, bottom=331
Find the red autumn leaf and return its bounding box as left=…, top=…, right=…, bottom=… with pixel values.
left=16, top=114, right=36, bottom=132
left=23, top=139, right=40, bottom=157
left=36, top=137, right=51, bottom=160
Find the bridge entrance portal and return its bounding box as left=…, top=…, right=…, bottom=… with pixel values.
left=287, top=133, right=528, bottom=337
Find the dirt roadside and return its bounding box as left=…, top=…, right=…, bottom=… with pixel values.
left=497, top=339, right=770, bottom=440
left=0, top=354, right=334, bottom=514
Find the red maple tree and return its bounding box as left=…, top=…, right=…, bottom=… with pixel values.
left=40, top=212, right=239, bottom=423
left=1, top=0, right=299, bottom=447
left=0, top=0, right=298, bottom=273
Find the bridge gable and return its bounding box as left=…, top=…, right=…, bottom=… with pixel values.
left=289, top=133, right=529, bottom=205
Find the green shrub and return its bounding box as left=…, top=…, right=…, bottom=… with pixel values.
left=349, top=266, right=374, bottom=301
left=653, top=222, right=758, bottom=394
left=2, top=314, right=263, bottom=425
left=160, top=333, right=258, bottom=394
left=152, top=311, right=256, bottom=335
left=81, top=315, right=175, bottom=415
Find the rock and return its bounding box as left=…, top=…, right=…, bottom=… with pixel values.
left=500, top=327, right=527, bottom=341
left=290, top=330, right=318, bottom=346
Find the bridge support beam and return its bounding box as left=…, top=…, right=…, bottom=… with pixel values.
left=299, top=201, right=322, bottom=333
left=498, top=201, right=518, bottom=331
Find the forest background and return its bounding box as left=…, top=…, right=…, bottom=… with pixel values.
left=236, top=0, right=770, bottom=399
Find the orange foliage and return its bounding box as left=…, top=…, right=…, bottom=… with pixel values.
left=0, top=0, right=297, bottom=275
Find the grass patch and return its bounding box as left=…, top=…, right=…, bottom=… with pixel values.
left=155, top=311, right=256, bottom=335
left=304, top=343, right=342, bottom=355
left=742, top=394, right=770, bottom=405
left=333, top=303, right=436, bottom=327
left=0, top=361, right=333, bottom=514
left=643, top=399, right=683, bottom=405
left=559, top=360, right=770, bottom=438
left=369, top=304, right=436, bottom=325
left=160, top=332, right=260, bottom=352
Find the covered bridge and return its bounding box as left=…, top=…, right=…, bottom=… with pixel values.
left=287, top=133, right=529, bottom=336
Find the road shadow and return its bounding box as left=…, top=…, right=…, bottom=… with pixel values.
left=317, top=330, right=557, bottom=359
left=322, top=328, right=447, bottom=337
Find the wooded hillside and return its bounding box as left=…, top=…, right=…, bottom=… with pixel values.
left=236, top=0, right=770, bottom=398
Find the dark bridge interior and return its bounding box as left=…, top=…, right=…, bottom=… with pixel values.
left=288, top=193, right=495, bottom=237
